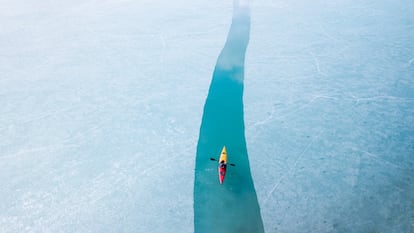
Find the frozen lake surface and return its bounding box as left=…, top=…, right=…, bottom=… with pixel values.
left=1, top=0, right=413, bottom=232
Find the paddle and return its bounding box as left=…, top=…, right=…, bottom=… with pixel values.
left=210, top=158, right=235, bottom=166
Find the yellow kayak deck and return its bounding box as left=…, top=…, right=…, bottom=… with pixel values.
left=219, top=146, right=227, bottom=164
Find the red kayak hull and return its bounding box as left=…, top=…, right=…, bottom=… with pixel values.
left=219, top=166, right=226, bottom=184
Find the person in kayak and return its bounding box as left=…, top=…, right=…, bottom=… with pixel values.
left=219, top=160, right=227, bottom=175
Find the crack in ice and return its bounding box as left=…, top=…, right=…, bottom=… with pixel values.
left=264, top=129, right=324, bottom=204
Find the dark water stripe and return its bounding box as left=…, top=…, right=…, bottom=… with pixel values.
left=193, top=1, right=265, bottom=233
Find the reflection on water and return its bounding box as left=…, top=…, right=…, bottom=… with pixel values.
left=193, top=1, right=265, bottom=232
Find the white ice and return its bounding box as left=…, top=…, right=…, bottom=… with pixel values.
left=1, top=0, right=413, bottom=232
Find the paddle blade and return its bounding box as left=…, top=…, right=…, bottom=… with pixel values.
left=210, top=158, right=217, bottom=161
left=229, top=163, right=235, bottom=167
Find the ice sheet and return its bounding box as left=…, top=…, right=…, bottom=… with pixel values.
left=1, top=0, right=413, bottom=232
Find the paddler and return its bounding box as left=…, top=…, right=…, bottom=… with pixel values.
left=219, top=160, right=227, bottom=174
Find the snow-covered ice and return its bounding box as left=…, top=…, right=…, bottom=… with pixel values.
left=246, top=1, right=414, bottom=232
left=1, top=0, right=413, bottom=232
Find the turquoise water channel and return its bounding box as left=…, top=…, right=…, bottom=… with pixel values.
left=193, top=2, right=265, bottom=233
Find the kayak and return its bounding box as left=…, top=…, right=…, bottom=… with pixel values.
left=218, top=146, right=228, bottom=184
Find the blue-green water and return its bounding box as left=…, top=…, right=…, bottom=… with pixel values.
left=193, top=2, right=265, bottom=233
